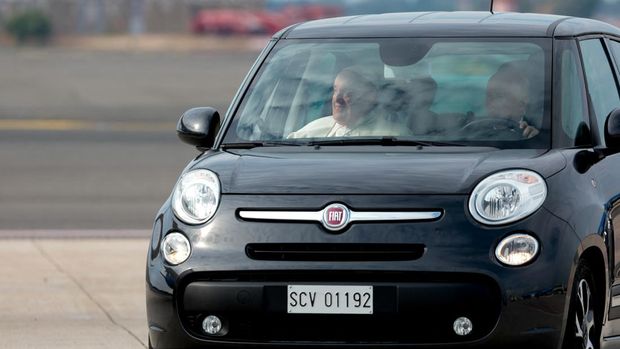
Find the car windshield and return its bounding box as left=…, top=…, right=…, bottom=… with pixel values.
left=223, top=38, right=551, bottom=148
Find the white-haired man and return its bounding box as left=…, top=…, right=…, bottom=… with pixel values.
left=288, top=67, right=406, bottom=138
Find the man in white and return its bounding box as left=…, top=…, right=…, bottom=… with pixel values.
left=288, top=67, right=406, bottom=138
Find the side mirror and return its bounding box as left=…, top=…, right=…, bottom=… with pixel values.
left=177, top=107, right=221, bottom=149
left=605, top=108, right=620, bottom=149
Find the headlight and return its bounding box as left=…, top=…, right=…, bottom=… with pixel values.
left=172, top=169, right=220, bottom=225
left=495, top=233, right=539, bottom=266
left=469, top=170, right=547, bottom=225
left=161, top=232, right=191, bottom=265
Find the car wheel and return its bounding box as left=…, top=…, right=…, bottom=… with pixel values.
left=564, top=262, right=601, bottom=349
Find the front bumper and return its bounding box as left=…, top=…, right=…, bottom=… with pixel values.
left=147, top=275, right=565, bottom=348
left=179, top=271, right=499, bottom=343
left=146, top=194, right=579, bottom=348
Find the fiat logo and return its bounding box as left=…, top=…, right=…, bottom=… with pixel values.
left=321, top=203, right=350, bottom=232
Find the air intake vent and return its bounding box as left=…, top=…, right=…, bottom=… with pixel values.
left=246, top=243, right=425, bottom=262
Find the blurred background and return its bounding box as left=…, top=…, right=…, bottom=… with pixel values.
left=0, top=0, right=619, bottom=232
left=1, top=1, right=619, bottom=348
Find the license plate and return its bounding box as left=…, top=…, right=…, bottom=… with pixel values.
left=287, top=285, right=373, bottom=314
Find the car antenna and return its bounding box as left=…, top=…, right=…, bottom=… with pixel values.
left=490, top=0, right=495, bottom=14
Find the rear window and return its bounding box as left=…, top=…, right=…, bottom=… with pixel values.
left=223, top=38, right=551, bottom=149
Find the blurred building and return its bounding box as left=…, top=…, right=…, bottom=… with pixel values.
left=595, top=0, right=620, bottom=26
left=0, top=0, right=619, bottom=36
left=0, top=0, right=265, bottom=35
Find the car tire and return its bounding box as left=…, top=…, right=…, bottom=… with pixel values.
left=563, top=262, right=601, bottom=349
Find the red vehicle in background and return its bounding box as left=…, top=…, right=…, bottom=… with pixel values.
left=191, top=9, right=266, bottom=35
left=280, top=4, right=343, bottom=22
left=191, top=5, right=343, bottom=35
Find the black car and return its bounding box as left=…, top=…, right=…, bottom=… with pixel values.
left=147, top=11, right=620, bottom=349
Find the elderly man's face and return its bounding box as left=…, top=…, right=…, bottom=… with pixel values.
left=332, top=73, right=376, bottom=127
left=486, top=74, right=529, bottom=121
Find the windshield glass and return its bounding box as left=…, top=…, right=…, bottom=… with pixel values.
left=223, top=38, right=551, bottom=148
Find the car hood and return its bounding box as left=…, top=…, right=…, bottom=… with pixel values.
left=193, top=147, right=566, bottom=195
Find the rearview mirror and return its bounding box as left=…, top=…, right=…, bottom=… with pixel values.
left=380, top=39, right=431, bottom=67
left=176, top=107, right=221, bottom=149
left=605, top=108, right=620, bottom=149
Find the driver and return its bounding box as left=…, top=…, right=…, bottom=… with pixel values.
left=288, top=67, right=405, bottom=138
left=486, top=65, right=540, bottom=139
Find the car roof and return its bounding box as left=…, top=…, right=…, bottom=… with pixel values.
left=276, top=11, right=620, bottom=39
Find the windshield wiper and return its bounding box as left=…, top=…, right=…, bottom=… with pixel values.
left=307, top=137, right=466, bottom=147
left=222, top=138, right=466, bottom=149
left=221, top=141, right=306, bottom=149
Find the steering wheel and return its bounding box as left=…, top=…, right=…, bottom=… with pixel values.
left=458, top=117, right=523, bottom=140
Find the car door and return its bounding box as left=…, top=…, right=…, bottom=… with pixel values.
left=578, top=36, right=620, bottom=339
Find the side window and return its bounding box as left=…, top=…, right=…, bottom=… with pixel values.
left=580, top=39, right=620, bottom=144
left=557, top=41, right=589, bottom=144
left=608, top=40, right=620, bottom=89
left=610, top=40, right=620, bottom=64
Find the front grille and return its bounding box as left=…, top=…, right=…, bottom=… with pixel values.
left=246, top=243, right=426, bottom=261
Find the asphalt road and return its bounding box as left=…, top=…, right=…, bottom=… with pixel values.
left=0, top=47, right=258, bottom=230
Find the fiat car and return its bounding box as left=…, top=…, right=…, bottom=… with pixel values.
left=147, top=11, right=620, bottom=349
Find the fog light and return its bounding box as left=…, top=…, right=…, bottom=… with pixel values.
left=161, top=232, right=191, bottom=265
left=495, top=233, right=539, bottom=266
left=202, top=315, right=222, bottom=335
left=453, top=317, right=473, bottom=336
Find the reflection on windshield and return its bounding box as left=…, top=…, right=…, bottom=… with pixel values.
left=226, top=39, right=550, bottom=148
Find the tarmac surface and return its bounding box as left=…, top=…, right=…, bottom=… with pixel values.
left=0, top=47, right=259, bottom=348
left=0, top=47, right=258, bottom=230
left=0, top=238, right=149, bottom=349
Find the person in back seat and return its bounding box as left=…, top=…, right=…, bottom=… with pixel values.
left=406, top=77, right=439, bottom=135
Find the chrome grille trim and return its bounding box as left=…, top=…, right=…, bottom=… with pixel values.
left=238, top=211, right=322, bottom=221
left=238, top=210, right=442, bottom=223
left=350, top=211, right=442, bottom=221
